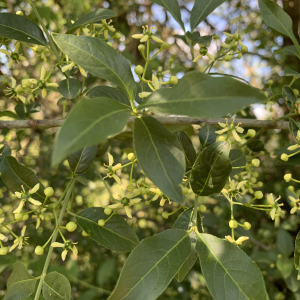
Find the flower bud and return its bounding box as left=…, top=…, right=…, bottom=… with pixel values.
left=293, top=89, right=299, bottom=96
left=0, top=247, right=8, bottom=255
left=247, top=129, right=256, bottom=138
left=66, top=222, right=77, bottom=232
left=243, top=222, right=251, bottom=230
left=127, top=153, right=136, bottom=161
left=151, top=35, right=164, bottom=43
left=251, top=159, right=260, bottom=167
left=213, top=34, right=219, bottom=40
left=169, top=76, right=178, bottom=85
left=134, top=65, right=144, bottom=75
left=115, top=32, right=121, bottom=39
left=229, top=220, right=238, bottom=229
left=14, top=213, right=23, bottom=220
left=241, top=45, right=248, bottom=52
left=268, top=80, right=273, bottom=85
left=35, top=246, right=44, bottom=255
left=284, top=174, right=292, bottom=182
left=182, top=187, right=189, bottom=194
left=104, top=207, right=113, bottom=215
left=254, top=191, right=263, bottom=199
left=127, top=184, right=135, bottom=192
left=250, top=177, right=257, bottom=183
left=22, top=214, right=29, bottom=221
left=217, top=135, right=226, bottom=141
left=44, top=187, right=54, bottom=197
left=257, top=181, right=263, bottom=187
left=138, top=44, right=145, bottom=51
left=16, top=11, right=24, bottom=16
left=287, top=144, right=299, bottom=151
left=224, top=55, right=232, bottom=62
left=82, top=230, right=88, bottom=236
left=138, top=92, right=152, bottom=98
left=162, top=211, right=169, bottom=219
left=288, top=186, right=294, bottom=192
left=200, top=47, right=208, bottom=56
left=198, top=205, right=206, bottom=213
left=98, top=219, right=106, bottom=227
left=281, top=153, right=289, bottom=162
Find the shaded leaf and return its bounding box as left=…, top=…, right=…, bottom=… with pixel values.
left=283, top=85, right=297, bottom=110
left=275, top=46, right=300, bottom=58
left=0, top=145, right=11, bottom=164
left=185, top=31, right=213, bottom=47
left=139, top=71, right=266, bottom=118
left=289, top=118, right=300, bottom=143
left=133, top=116, right=185, bottom=204
left=0, top=13, right=47, bottom=45
left=107, top=229, right=191, bottom=300
left=52, top=97, right=131, bottom=166
left=42, top=272, right=71, bottom=300
left=58, top=78, right=81, bottom=99
left=97, top=258, right=116, bottom=286
left=199, top=125, right=217, bottom=148
left=0, top=111, right=20, bottom=119
left=284, top=67, right=300, bottom=78
left=175, top=131, right=196, bottom=169
left=172, top=207, right=203, bottom=233
left=247, top=140, right=264, bottom=152
left=191, top=141, right=232, bottom=196
left=230, top=149, right=246, bottom=177
left=277, top=229, right=293, bottom=257
left=295, top=230, right=300, bottom=270
left=75, top=207, right=139, bottom=252
left=96, top=140, right=109, bottom=157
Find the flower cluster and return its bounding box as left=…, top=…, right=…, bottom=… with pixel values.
left=281, top=130, right=300, bottom=162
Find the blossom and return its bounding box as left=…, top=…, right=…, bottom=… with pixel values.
left=51, top=240, right=78, bottom=261
left=0, top=42, right=26, bottom=68
left=267, top=193, right=283, bottom=220
left=215, top=119, right=244, bottom=142
left=104, top=153, right=122, bottom=184
left=9, top=226, right=29, bottom=252
left=132, top=25, right=164, bottom=44
left=61, top=61, right=87, bottom=77
left=289, top=196, right=300, bottom=214
left=32, top=208, right=47, bottom=229
left=4, top=77, right=26, bottom=103
left=222, top=179, right=247, bottom=198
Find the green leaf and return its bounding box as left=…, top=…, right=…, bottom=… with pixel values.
left=247, top=140, right=265, bottom=152
left=107, top=229, right=191, bottom=300
left=87, top=86, right=131, bottom=107
left=185, top=31, right=213, bottom=47
left=58, top=78, right=81, bottom=99
left=294, top=230, right=300, bottom=270
left=230, top=149, right=246, bottom=177
left=75, top=207, right=139, bottom=252
left=163, top=124, right=194, bottom=135
left=0, top=145, right=11, bottom=164
left=199, top=125, right=217, bottom=148
left=3, top=262, right=38, bottom=300
left=138, top=71, right=266, bottom=118
left=190, top=0, right=226, bottom=30
left=96, top=140, right=110, bottom=157
left=133, top=116, right=185, bottom=204
left=277, top=256, right=294, bottom=278
left=150, top=0, right=184, bottom=29
left=283, top=85, right=297, bottom=110
left=275, top=45, right=300, bottom=58
left=66, top=9, right=117, bottom=34
left=277, top=229, right=293, bottom=257
left=52, top=97, right=131, bottom=166
left=97, top=258, right=116, bottom=286
left=52, top=34, right=136, bottom=101
left=196, top=233, right=268, bottom=300
left=172, top=207, right=203, bottom=233
left=284, top=67, right=300, bottom=78
left=259, top=0, right=299, bottom=45
left=175, top=131, right=196, bottom=169
left=68, top=145, right=98, bottom=174
left=289, top=118, right=300, bottom=143
left=0, top=13, right=47, bottom=45
left=42, top=272, right=71, bottom=300
left=0, top=111, right=20, bottom=119
left=0, top=156, right=45, bottom=201
left=191, top=141, right=232, bottom=196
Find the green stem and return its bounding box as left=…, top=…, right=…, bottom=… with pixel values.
left=34, top=178, right=75, bottom=300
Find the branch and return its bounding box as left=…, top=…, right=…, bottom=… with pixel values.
left=0, top=117, right=290, bottom=129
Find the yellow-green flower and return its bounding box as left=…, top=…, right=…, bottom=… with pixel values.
left=104, top=153, right=122, bottom=184
left=9, top=226, right=28, bottom=252
left=51, top=240, right=78, bottom=261
left=4, top=77, right=26, bottom=103
left=0, top=42, right=26, bottom=68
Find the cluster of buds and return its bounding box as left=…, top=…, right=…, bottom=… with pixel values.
left=0, top=42, right=26, bottom=69
left=228, top=219, right=251, bottom=231
left=281, top=130, right=300, bottom=162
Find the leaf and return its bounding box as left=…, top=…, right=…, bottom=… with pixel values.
left=0, top=145, right=11, bottom=164
left=196, top=233, right=269, bottom=300
left=247, top=140, right=265, bottom=152
left=3, top=262, right=37, bottom=300
left=0, top=156, right=45, bottom=201
left=52, top=34, right=136, bottom=101
left=191, top=141, right=232, bottom=196
left=277, top=229, right=293, bottom=257
left=185, top=31, right=213, bottom=47
left=133, top=116, right=185, bottom=204
left=289, top=118, right=300, bottom=143
left=0, top=111, right=20, bottom=119
left=275, top=45, right=300, bottom=58
left=0, top=13, right=47, bottom=45
left=68, top=145, right=98, bottom=174
left=163, top=124, right=194, bottom=135
left=283, top=85, right=297, bottom=110
left=138, top=71, right=266, bottom=118
left=295, top=230, right=300, bottom=270
left=190, top=0, right=226, bottom=30
left=172, top=207, right=203, bottom=233
left=150, top=0, right=184, bottom=30
left=97, top=258, right=116, bottom=286
left=42, top=272, right=71, bottom=300
left=175, top=131, right=196, bottom=169
left=66, top=9, right=117, bottom=34
left=284, top=67, right=300, bottom=78
left=58, top=78, right=81, bottom=99
left=96, top=140, right=110, bottom=157
left=229, top=149, right=246, bottom=177
left=259, top=0, right=298, bottom=45
left=107, top=229, right=191, bottom=300
left=52, top=97, right=131, bottom=166
left=199, top=125, right=217, bottom=148
left=75, top=207, right=139, bottom=252
left=87, top=86, right=131, bottom=107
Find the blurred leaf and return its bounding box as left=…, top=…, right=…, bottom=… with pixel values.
left=284, top=67, right=300, bottom=78
left=190, top=0, right=226, bottom=30
left=66, top=9, right=117, bottom=34
left=52, top=98, right=131, bottom=166
left=283, top=85, right=297, bottom=110
left=3, top=262, right=37, bottom=300
left=68, top=145, right=98, bottom=174
left=15, top=103, right=26, bottom=119
left=191, top=141, right=232, bottom=196
left=199, top=125, right=217, bottom=148
left=247, top=140, right=264, bottom=152
left=107, top=229, right=191, bottom=300
left=163, top=124, right=194, bottom=135
left=0, top=145, right=11, bottom=164
left=139, top=71, right=266, bottom=118
left=275, top=45, right=300, bottom=58
left=289, top=118, right=300, bottom=143
left=230, top=149, right=246, bottom=177
left=134, top=116, right=185, bottom=204
left=196, top=234, right=268, bottom=300
left=185, top=31, right=213, bottom=47
left=75, top=207, right=139, bottom=252
left=277, top=256, right=294, bottom=279
left=295, top=230, right=300, bottom=270
left=0, top=13, right=47, bottom=45
left=96, top=140, right=109, bottom=157
left=0, top=111, right=20, bottom=119
left=97, top=258, right=116, bottom=286
left=277, top=229, right=293, bottom=257
left=87, top=86, right=131, bottom=107
left=58, top=78, right=81, bottom=99
left=52, top=34, right=136, bottom=101
left=42, top=272, right=71, bottom=300
left=0, top=156, right=45, bottom=201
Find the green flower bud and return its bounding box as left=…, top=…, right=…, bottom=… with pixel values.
left=257, top=181, right=263, bottom=187
left=293, top=89, right=299, bottom=96
left=0, top=247, right=8, bottom=255
left=200, top=47, right=208, bottom=55
left=241, top=45, right=248, bottom=52
left=182, top=187, right=189, bottom=194
left=252, top=171, right=259, bottom=177
left=127, top=184, right=135, bottom=192
left=16, top=11, right=24, bottom=16
left=213, top=34, right=219, bottom=40
left=115, top=32, right=122, bottom=39
left=288, top=186, right=294, bottom=192
left=162, top=211, right=169, bottom=219
left=284, top=174, right=292, bottom=182
left=250, top=177, right=257, bottom=183
left=229, top=220, right=238, bottom=229
left=247, top=129, right=256, bottom=138
left=138, top=44, right=145, bottom=51
left=98, top=219, right=106, bottom=226
left=134, top=65, right=144, bottom=75
left=169, top=76, right=178, bottom=85
left=104, top=207, right=113, bottom=215
left=127, top=153, right=136, bottom=161
left=82, top=230, right=88, bottom=236
left=106, top=42, right=113, bottom=47
left=35, top=246, right=44, bottom=255
left=198, top=205, right=206, bottom=213
left=281, top=154, right=289, bottom=162
left=66, top=222, right=77, bottom=232
left=251, top=159, right=260, bottom=167
left=243, top=222, right=251, bottom=230
left=44, top=187, right=54, bottom=197
left=268, top=80, right=274, bottom=85
left=254, top=191, right=263, bottom=199
left=22, top=214, right=29, bottom=221
left=14, top=213, right=23, bottom=220
left=224, top=55, right=232, bottom=62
